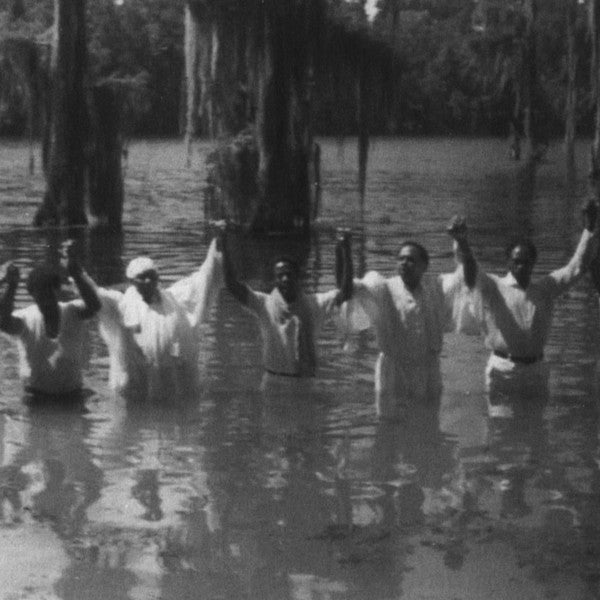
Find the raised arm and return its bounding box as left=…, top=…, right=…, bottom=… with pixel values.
left=334, top=229, right=354, bottom=305
left=62, top=240, right=101, bottom=319
left=447, top=215, right=477, bottom=288
left=219, top=224, right=250, bottom=305
left=0, top=264, right=24, bottom=335
left=550, top=199, right=598, bottom=289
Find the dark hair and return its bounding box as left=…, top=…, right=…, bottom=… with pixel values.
left=505, top=238, right=537, bottom=264
left=26, top=264, right=61, bottom=296
left=398, top=241, right=429, bottom=268
left=272, top=255, right=300, bottom=275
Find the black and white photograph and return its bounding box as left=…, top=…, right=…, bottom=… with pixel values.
left=1, top=1, right=600, bottom=599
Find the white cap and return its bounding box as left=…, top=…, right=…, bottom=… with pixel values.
left=126, top=257, right=156, bottom=279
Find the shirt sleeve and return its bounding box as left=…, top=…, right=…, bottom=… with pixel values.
left=311, top=289, right=340, bottom=331
left=439, top=267, right=481, bottom=335
left=543, top=229, right=596, bottom=297
left=244, top=288, right=269, bottom=318
left=167, top=237, right=224, bottom=325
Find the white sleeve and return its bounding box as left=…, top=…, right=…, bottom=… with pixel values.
left=338, top=271, right=387, bottom=334
left=439, top=267, right=481, bottom=335
left=168, top=238, right=224, bottom=326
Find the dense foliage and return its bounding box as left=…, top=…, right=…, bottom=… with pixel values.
left=0, top=0, right=595, bottom=137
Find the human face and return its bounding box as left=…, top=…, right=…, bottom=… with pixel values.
left=508, top=245, right=535, bottom=289
left=397, top=245, right=427, bottom=290
left=274, top=261, right=299, bottom=303
left=132, top=269, right=159, bottom=303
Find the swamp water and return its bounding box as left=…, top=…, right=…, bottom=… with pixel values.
left=0, top=138, right=599, bottom=600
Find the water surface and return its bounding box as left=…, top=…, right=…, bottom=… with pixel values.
left=0, top=137, right=599, bottom=600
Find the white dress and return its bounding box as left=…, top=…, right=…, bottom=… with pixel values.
left=97, top=239, right=223, bottom=399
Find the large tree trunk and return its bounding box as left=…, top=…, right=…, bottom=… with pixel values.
left=88, top=84, right=123, bottom=230
left=252, top=3, right=314, bottom=234
left=565, top=0, right=578, bottom=177
left=35, top=0, right=88, bottom=227
left=193, top=1, right=322, bottom=235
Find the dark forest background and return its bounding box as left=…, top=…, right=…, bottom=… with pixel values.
left=0, top=0, right=591, bottom=139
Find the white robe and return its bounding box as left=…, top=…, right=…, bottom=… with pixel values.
left=96, top=239, right=223, bottom=399
left=341, top=267, right=475, bottom=417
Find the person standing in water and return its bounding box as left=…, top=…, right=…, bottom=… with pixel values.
left=95, top=235, right=224, bottom=399
left=464, top=200, right=597, bottom=418
left=220, top=225, right=353, bottom=388
left=0, top=244, right=101, bottom=398
left=340, top=217, right=477, bottom=420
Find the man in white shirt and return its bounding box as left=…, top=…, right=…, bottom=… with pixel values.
left=221, top=227, right=353, bottom=388
left=0, top=249, right=101, bottom=398
left=343, top=218, right=476, bottom=420
left=467, top=201, right=597, bottom=418
left=96, top=237, right=223, bottom=400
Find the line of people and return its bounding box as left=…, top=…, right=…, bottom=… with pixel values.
left=0, top=201, right=598, bottom=419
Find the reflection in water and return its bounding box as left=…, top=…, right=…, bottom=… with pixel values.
left=1, top=139, right=600, bottom=598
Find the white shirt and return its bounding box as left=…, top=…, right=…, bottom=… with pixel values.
left=245, top=288, right=339, bottom=376
left=349, top=268, right=471, bottom=365
left=12, top=300, right=89, bottom=394
left=471, top=229, right=595, bottom=357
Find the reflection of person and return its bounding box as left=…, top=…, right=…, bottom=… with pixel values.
left=96, top=237, right=223, bottom=399
left=0, top=246, right=101, bottom=397
left=221, top=226, right=353, bottom=385
left=342, top=217, right=476, bottom=420
left=466, top=201, right=597, bottom=418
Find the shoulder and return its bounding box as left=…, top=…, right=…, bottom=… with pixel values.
left=245, top=287, right=269, bottom=312
left=12, top=304, right=37, bottom=328
left=60, top=299, right=88, bottom=323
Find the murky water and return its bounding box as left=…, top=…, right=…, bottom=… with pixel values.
left=1, top=138, right=599, bottom=600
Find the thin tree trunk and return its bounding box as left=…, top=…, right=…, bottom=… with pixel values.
left=565, top=0, right=578, bottom=177
left=522, top=0, right=537, bottom=164
left=35, top=0, right=88, bottom=227
left=184, top=3, right=199, bottom=167
left=357, top=55, right=369, bottom=209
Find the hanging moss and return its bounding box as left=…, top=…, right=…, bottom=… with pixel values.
left=186, top=0, right=402, bottom=235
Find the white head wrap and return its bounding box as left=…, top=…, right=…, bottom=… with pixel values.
left=126, top=257, right=156, bottom=280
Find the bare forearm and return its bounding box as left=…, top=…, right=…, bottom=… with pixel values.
left=221, top=235, right=249, bottom=305
left=335, top=237, right=354, bottom=304
left=454, top=238, right=477, bottom=288
left=72, top=268, right=101, bottom=318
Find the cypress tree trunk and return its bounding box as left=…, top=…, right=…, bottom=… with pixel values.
left=88, top=84, right=123, bottom=230
left=565, top=0, right=578, bottom=176
left=252, top=3, right=313, bottom=234
left=35, top=0, right=88, bottom=227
